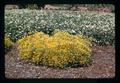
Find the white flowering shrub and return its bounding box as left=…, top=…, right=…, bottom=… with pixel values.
left=5, top=9, right=115, bottom=45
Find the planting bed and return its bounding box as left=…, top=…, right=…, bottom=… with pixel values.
left=5, top=44, right=115, bottom=78
left=5, top=9, right=115, bottom=78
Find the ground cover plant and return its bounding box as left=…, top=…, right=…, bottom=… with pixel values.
left=17, top=31, right=92, bottom=68
left=5, top=36, right=13, bottom=53
left=5, top=9, right=115, bottom=45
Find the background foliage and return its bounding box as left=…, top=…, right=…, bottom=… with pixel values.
left=5, top=9, right=115, bottom=45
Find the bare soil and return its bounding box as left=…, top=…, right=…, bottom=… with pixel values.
left=5, top=44, right=115, bottom=78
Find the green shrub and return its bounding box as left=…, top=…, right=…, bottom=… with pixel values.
left=17, top=31, right=92, bottom=68
left=26, top=4, right=38, bottom=10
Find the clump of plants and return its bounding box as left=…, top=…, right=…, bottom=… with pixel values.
left=26, top=4, right=38, bottom=10
left=5, top=36, right=13, bottom=53
left=17, top=31, right=92, bottom=68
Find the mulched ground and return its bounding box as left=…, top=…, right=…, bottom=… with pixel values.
left=5, top=44, right=115, bottom=78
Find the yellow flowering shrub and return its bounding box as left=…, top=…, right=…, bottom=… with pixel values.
left=5, top=36, right=13, bottom=52
left=17, top=31, right=92, bottom=68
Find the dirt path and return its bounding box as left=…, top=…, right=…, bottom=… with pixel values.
left=5, top=45, right=115, bottom=78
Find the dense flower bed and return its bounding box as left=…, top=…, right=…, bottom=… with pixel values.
left=17, top=31, right=92, bottom=68
left=5, top=9, right=115, bottom=45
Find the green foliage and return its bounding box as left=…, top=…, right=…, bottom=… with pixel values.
left=26, top=4, right=38, bottom=10
left=17, top=31, right=92, bottom=68
left=5, top=9, right=115, bottom=45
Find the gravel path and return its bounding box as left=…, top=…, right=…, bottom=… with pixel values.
left=5, top=45, right=115, bottom=78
